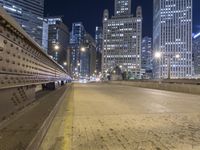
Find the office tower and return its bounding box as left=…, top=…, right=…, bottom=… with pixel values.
left=95, top=27, right=103, bottom=73
left=70, top=22, right=86, bottom=76
left=80, top=33, right=96, bottom=77
left=153, top=0, right=193, bottom=79
left=43, top=17, right=70, bottom=68
left=141, top=37, right=153, bottom=79
left=193, top=32, right=200, bottom=75
left=0, top=0, right=44, bottom=45
left=115, top=0, right=131, bottom=16
left=102, top=0, right=142, bottom=79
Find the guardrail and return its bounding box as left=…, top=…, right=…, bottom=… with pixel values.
left=124, top=79, right=200, bottom=85
left=0, top=7, right=70, bottom=90
left=109, top=80, right=200, bottom=95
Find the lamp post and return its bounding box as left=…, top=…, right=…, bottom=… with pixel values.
left=154, top=52, right=180, bottom=79
left=53, top=43, right=60, bottom=61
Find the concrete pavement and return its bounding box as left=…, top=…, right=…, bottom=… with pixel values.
left=0, top=86, right=68, bottom=150
left=71, top=83, right=200, bottom=150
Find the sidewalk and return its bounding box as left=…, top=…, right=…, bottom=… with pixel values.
left=39, top=85, right=74, bottom=150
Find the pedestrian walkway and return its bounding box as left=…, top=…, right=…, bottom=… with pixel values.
left=39, top=86, right=74, bottom=150
left=41, top=83, right=200, bottom=150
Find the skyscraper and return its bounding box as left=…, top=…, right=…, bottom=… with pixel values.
left=43, top=17, right=70, bottom=68
left=193, top=32, right=200, bottom=75
left=0, top=0, right=44, bottom=45
left=70, top=22, right=86, bottom=75
left=80, top=33, right=96, bottom=77
left=95, top=27, right=103, bottom=73
left=153, top=0, right=193, bottom=79
left=115, top=0, right=131, bottom=16
left=102, top=0, right=142, bottom=79
left=141, top=37, right=153, bottom=78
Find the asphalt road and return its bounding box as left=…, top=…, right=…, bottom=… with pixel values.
left=72, top=83, right=200, bottom=150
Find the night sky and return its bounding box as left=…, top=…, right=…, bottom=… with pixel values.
left=44, top=0, right=200, bottom=38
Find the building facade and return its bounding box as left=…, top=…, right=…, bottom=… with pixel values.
left=102, top=0, right=142, bottom=79
left=70, top=22, right=86, bottom=76
left=95, top=26, right=103, bottom=74
left=80, top=34, right=96, bottom=77
left=141, top=37, right=153, bottom=79
left=115, top=0, right=131, bottom=16
left=0, top=0, right=44, bottom=45
left=193, top=32, right=200, bottom=76
left=153, top=0, right=193, bottom=79
left=43, top=17, right=70, bottom=69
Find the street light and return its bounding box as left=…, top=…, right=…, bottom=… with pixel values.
left=63, top=62, right=67, bottom=66
left=155, top=52, right=161, bottom=59
left=175, top=54, right=180, bottom=59
left=81, top=47, right=86, bottom=52
left=154, top=52, right=180, bottom=79
left=54, top=44, right=60, bottom=51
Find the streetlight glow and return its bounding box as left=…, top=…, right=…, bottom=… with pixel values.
left=54, top=44, right=60, bottom=50
left=63, top=62, right=67, bottom=66
left=81, top=47, right=86, bottom=52
left=175, top=54, right=180, bottom=59
left=155, top=52, right=161, bottom=58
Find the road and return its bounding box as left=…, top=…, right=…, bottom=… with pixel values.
left=71, top=83, right=200, bottom=150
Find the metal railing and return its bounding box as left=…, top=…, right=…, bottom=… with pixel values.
left=0, top=7, right=70, bottom=89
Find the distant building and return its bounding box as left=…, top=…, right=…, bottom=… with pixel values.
left=193, top=32, right=200, bottom=76
left=114, top=0, right=131, bottom=16
left=0, top=0, right=44, bottom=45
left=153, top=0, right=193, bottom=79
left=102, top=0, right=142, bottom=79
left=95, top=26, right=103, bottom=74
left=43, top=17, right=70, bottom=68
left=80, top=33, right=96, bottom=77
left=70, top=22, right=86, bottom=75
left=141, top=37, right=153, bottom=79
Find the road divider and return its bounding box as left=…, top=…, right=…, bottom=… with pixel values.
left=109, top=80, right=200, bottom=95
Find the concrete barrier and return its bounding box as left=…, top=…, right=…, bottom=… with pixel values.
left=109, top=80, right=200, bottom=95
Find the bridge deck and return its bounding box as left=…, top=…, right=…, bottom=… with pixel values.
left=41, top=83, right=200, bottom=150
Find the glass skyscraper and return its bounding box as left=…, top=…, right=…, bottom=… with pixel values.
left=141, top=37, right=153, bottom=78
left=153, top=0, right=193, bottom=79
left=95, top=27, right=103, bottom=73
left=0, top=0, right=44, bottom=45
left=69, top=23, right=96, bottom=77
left=193, top=33, right=200, bottom=76
left=42, top=17, right=70, bottom=68
left=70, top=22, right=86, bottom=75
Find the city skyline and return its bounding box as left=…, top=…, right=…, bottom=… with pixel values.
left=0, top=0, right=44, bottom=45
left=44, top=0, right=200, bottom=37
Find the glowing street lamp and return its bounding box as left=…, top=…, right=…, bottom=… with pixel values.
left=63, top=62, right=67, bottom=66
left=154, top=51, right=181, bottom=79
left=54, top=44, right=60, bottom=50
left=175, top=54, right=180, bottom=59
left=155, top=52, right=161, bottom=59
left=81, top=47, right=86, bottom=52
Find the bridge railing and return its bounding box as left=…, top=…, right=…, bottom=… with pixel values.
left=0, top=7, right=70, bottom=90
